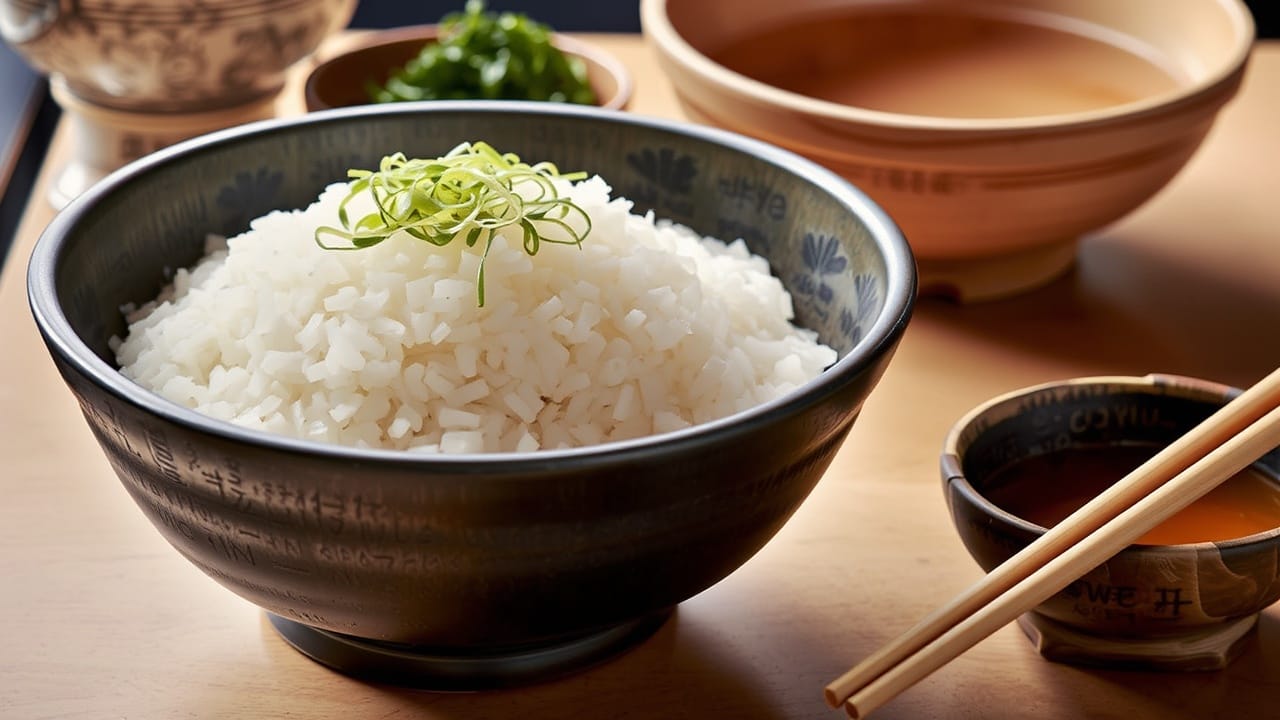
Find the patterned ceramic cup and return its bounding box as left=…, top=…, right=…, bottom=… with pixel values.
left=2, top=0, right=356, bottom=207
left=943, top=374, right=1280, bottom=671
left=1, top=0, right=356, bottom=113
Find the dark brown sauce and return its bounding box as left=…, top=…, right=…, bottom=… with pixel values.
left=711, top=5, right=1185, bottom=119
left=984, top=445, right=1280, bottom=545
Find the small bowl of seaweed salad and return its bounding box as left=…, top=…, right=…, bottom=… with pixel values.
left=306, top=1, right=633, bottom=112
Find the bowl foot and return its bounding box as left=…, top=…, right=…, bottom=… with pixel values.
left=1016, top=611, right=1258, bottom=671
left=268, top=609, right=672, bottom=689
left=917, top=238, right=1078, bottom=302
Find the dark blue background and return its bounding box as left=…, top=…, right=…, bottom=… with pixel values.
left=349, top=0, right=1277, bottom=37
left=350, top=1, right=641, bottom=32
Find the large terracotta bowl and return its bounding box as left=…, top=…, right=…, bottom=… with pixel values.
left=305, top=25, right=633, bottom=112
left=27, top=102, right=915, bottom=689
left=943, top=375, right=1280, bottom=671
left=642, top=0, right=1254, bottom=301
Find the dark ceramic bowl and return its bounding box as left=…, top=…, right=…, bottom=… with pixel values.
left=28, top=101, right=914, bottom=688
left=304, top=25, right=633, bottom=112
left=943, top=374, right=1280, bottom=671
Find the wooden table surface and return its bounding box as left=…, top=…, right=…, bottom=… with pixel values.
left=3, top=34, right=1279, bottom=720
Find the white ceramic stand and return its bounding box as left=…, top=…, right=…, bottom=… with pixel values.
left=48, top=77, right=278, bottom=209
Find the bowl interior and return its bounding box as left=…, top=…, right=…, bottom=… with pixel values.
left=650, top=0, right=1253, bottom=126
left=305, top=26, right=633, bottom=112
left=41, top=103, right=911, bottom=383
left=948, top=376, right=1280, bottom=545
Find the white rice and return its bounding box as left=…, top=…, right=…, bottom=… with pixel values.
left=112, top=175, right=837, bottom=453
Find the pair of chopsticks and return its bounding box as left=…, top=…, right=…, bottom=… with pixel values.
left=825, top=368, right=1280, bottom=719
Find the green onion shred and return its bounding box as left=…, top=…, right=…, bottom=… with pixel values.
left=314, top=141, right=591, bottom=307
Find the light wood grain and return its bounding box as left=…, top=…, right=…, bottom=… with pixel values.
left=2, top=35, right=1280, bottom=720
left=841, top=386, right=1280, bottom=717
left=828, top=367, right=1280, bottom=711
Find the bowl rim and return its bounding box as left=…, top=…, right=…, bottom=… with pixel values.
left=28, top=100, right=916, bottom=470
left=304, top=24, right=635, bottom=112
left=941, top=373, right=1280, bottom=551
left=640, top=0, right=1256, bottom=135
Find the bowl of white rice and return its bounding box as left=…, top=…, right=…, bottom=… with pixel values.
left=28, top=101, right=915, bottom=688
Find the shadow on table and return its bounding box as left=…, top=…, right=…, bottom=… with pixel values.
left=1044, top=611, right=1280, bottom=718
left=913, top=230, right=1280, bottom=390
left=214, top=608, right=804, bottom=720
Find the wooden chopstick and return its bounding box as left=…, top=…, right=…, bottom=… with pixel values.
left=842, top=402, right=1280, bottom=718
left=825, top=367, right=1280, bottom=716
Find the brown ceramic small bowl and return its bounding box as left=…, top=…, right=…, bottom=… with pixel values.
left=304, top=25, right=633, bottom=112
left=943, top=375, right=1280, bottom=670
left=642, top=0, right=1254, bottom=301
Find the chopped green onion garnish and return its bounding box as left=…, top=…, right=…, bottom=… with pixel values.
left=315, top=141, right=591, bottom=306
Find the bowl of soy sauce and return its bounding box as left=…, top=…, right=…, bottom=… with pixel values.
left=943, top=374, right=1280, bottom=671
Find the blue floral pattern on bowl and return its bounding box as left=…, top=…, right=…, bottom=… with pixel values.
left=790, top=232, right=879, bottom=346
left=216, top=167, right=284, bottom=232
left=626, top=147, right=697, bottom=195
left=616, top=142, right=890, bottom=354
